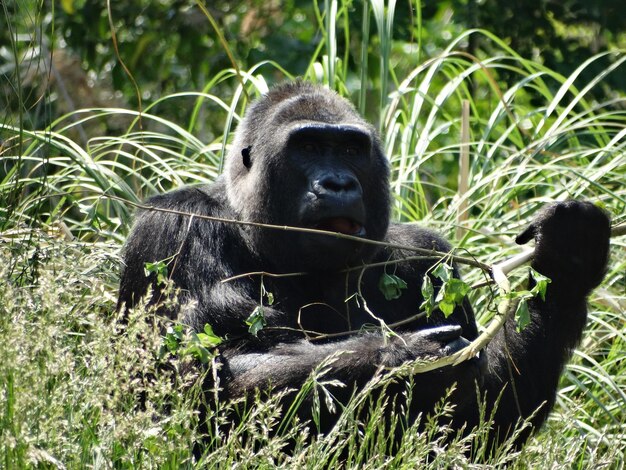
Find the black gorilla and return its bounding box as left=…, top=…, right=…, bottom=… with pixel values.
left=118, top=81, right=610, bottom=448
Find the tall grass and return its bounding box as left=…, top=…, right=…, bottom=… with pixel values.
left=1, top=1, right=625, bottom=467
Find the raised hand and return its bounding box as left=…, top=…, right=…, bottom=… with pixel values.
left=515, top=200, right=610, bottom=294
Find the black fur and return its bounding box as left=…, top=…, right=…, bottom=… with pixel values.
left=118, top=82, right=611, bottom=449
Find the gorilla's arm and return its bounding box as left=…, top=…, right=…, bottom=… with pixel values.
left=383, top=201, right=610, bottom=443
left=219, top=325, right=476, bottom=403
left=118, top=183, right=260, bottom=329
left=479, top=201, right=610, bottom=440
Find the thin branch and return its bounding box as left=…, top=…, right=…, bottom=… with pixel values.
left=106, top=0, right=142, bottom=129
left=107, top=194, right=491, bottom=271
left=220, top=255, right=445, bottom=284
left=611, top=222, right=626, bottom=237
left=221, top=270, right=307, bottom=283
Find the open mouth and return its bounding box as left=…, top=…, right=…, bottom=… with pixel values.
left=314, top=217, right=365, bottom=236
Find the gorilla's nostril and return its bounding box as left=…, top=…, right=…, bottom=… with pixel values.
left=316, top=174, right=361, bottom=195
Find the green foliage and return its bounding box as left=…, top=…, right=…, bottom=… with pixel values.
left=432, top=263, right=454, bottom=282
left=420, top=263, right=472, bottom=317
left=144, top=259, right=169, bottom=285
left=160, top=323, right=222, bottom=364
left=514, top=300, right=532, bottom=333
left=261, top=280, right=275, bottom=306
left=1, top=237, right=624, bottom=467
left=512, top=269, right=552, bottom=332
left=244, top=279, right=273, bottom=336
left=436, top=277, right=471, bottom=317
left=160, top=324, right=186, bottom=358
left=420, top=274, right=436, bottom=315
left=530, top=269, right=551, bottom=302
left=185, top=332, right=217, bottom=364
left=378, top=272, right=408, bottom=300
left=0, top=236, right=203, bottom=466
left=246, top=306, right=267, bottom=337
left=197, top=323, right=223, bottom=348
left=449, top=0, right=626, bottom=101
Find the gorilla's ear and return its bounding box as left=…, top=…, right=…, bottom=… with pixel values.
left=241, top=146, right=252, bottom=169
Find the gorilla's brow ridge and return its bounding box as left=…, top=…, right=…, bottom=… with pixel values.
left=271, top=93, right=353, bottom=126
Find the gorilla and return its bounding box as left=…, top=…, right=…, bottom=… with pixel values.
left=118, top=81, right=611, bottom=450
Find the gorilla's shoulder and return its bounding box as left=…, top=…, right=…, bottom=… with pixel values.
left=386, top=222, right=453, bottom=253
left=141, top=177, right=230, bottom=217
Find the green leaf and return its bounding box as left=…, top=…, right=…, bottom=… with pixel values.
left=529, top=268, right=551, bottom=301
left=443, top=278, right=471, bottom=304
left=378, top=273, right=408, bottom=300
left=439, top=300, right=456, bottom=316
left=197, top=323, right=223, bottom=348
left=186, top=334, right=211, bottom=364
left=194, top=348, right=210, bottom=364
left=433, top=277, right=471, bottom=318
left=246, top=306, right=267, bottom=336
left=261, top=281, right=275, bottom=305
left=432, top=263, right=453, bottom=282
left=515, top=299, right=531, bottom=332
left=159, top=323, right=221, bottom=363
left=144, top=260, right=169, bottom=285
left=159, top=325, right=185, bottom=360
left=419, top=274, right=436, bottom=316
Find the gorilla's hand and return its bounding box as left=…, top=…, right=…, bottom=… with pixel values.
left=515, top=200, right=610, bottom=294
left=407, top=325, right=470, bottom=357
left=384, top=325, right=479, bottom=365
left=382, top=325, right=485, bottom=408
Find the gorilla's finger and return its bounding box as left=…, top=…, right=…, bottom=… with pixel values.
left=439, top=336, right=471, bottom=356
left=415, top=325, right=463, bottom=342
left=515, top=224, right=536, bottom=245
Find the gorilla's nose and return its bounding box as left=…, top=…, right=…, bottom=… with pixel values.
left=313, top=173, right=362, bottom=198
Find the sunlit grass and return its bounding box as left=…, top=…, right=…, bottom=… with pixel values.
left=1, top=234, right=623, bottom=467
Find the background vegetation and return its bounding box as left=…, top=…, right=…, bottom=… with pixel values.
left=1, top=0, right=625, bottom=467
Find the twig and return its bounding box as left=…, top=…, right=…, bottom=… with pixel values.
left=107, top=194, right=491, bottom=271
left=610, top=222, right=626, bottom=238
left=220, top=255, right=446, bottom=284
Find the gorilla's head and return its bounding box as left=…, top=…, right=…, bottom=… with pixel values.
left=225, top=81, right=391, bottom=271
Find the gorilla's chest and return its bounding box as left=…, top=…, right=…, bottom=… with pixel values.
left=265, top=267, right=435, bottom=337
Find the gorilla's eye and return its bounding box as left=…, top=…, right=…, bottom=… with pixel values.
left=302, top=142, right=316, bottom=153
left=345, top=146, right=360, bottom=156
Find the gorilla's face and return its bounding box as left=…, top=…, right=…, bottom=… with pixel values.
left=288, top=124, right=370, bottom=232
left=280, top=123, right=374, bottom=266
left=226, top=84, right=391, bottom=272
